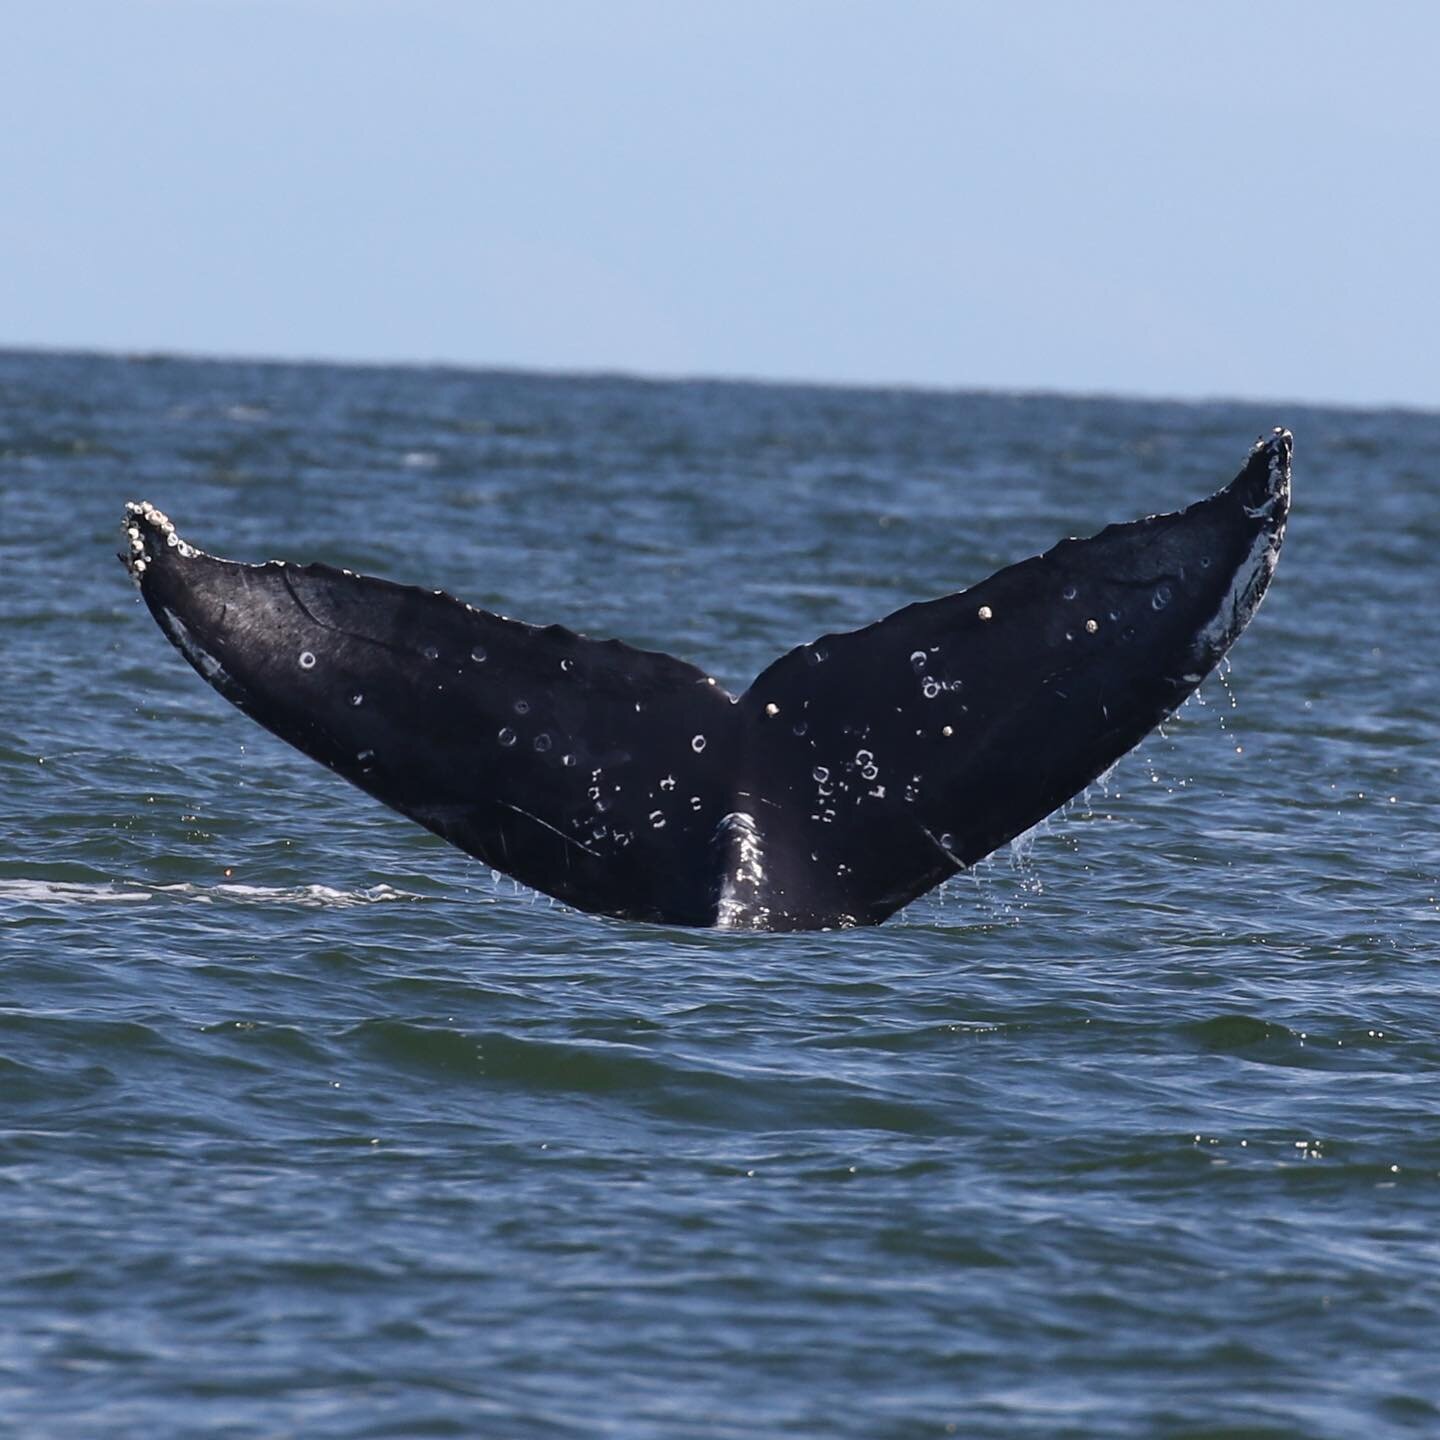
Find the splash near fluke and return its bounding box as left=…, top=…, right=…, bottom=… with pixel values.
left=120, top=430, right=1291, bottom=930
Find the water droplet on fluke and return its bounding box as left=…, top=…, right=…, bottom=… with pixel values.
left=498, top=727, right=517, bottom=747
left=691, top=735, right=707, bottom=753
left=298, top=651, right=316, bottom=670
left=470, top=646, right=487, bottom=663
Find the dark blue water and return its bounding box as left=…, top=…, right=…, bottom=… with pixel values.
left=3, top=348, right=1438, bottom=1438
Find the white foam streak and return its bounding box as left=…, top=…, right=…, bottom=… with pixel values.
left=0, top=879, right=420, bottom=909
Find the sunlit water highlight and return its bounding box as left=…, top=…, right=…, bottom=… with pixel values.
left=2, top=350, right=1438, bottom=1438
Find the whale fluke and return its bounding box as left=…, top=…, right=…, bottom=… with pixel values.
left=119, top=429, right=1290, bottom=930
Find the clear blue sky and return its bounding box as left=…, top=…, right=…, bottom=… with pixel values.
left=3, top=1, right=1436, bottom=408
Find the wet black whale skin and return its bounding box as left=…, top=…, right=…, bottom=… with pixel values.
left=122, top=430, right=1289, bottom=930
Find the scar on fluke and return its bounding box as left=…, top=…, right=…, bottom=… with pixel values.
left=120, top=429, right=1290, bottom=931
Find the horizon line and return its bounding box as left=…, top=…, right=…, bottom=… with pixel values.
left=2, top=339, right=1432, bottom=421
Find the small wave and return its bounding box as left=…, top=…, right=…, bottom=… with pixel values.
left=173, top=882, right=423, bottom=909
left=0, top=879, right=421, bottom=909
left=346, top=1020, right=948, bottom=1134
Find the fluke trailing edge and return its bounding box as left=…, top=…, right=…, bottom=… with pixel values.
left=121, top=429, right=1290, bottom=931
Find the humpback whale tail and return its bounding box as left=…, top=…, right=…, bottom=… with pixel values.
left=120, top=429, right=1290, bottom=931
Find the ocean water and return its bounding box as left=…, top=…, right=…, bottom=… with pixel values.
left=2, top=348, right=1437, bottom=1438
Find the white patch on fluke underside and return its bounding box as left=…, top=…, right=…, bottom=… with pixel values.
left=1194, top=431, right=1290, bottom=664
left=716, top=811, right=767, bottom=929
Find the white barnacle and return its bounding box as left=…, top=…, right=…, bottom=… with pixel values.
left=941, top=724, right=954, bottom=737
left=691, top=735, right=707, bottom=753
left=764, top=702, right=779, bottom=717
left=298, top=651, right=316, bottom=670
left=649, top=810, right=666, bottom=829
left=1086, top=619, right=1099, bottom=633
left=977, top=605, right=993, bottom=621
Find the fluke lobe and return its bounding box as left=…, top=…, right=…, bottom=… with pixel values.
left=120, top=429, right=1290, bottom=931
